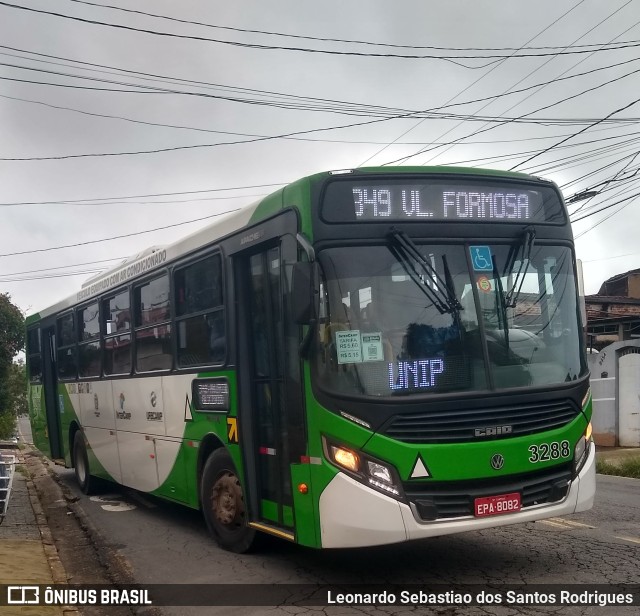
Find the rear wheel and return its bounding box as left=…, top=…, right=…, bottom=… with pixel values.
left=201, top=449, right=256, bottom=553
left=73, top=431, right=95, bottom=495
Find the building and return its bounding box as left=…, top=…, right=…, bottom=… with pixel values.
left=585, top=268, right=640, bottom=447
left=585, top=268, right=640, bottom=347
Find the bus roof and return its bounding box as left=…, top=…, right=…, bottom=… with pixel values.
left=26, top=165, right=550, bottom=323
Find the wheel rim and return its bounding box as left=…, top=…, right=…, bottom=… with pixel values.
left=75, top=445, right=86, bottom=484
left=211, top=471, right=244, bottom=529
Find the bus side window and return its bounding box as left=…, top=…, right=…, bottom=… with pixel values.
left=102, top=289, right=132, bottom=376
left=27, top=327, right=42, bottom=383
left=78, top=302, right=101, bottom=378
left=56, top=313, right=77, bottom=380
left=134, top=274, right=172, bottom=372
left=174, top=253, right=225, bottom=367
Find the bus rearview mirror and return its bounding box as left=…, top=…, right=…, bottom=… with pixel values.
left=291, top=262, right=316, bottom=324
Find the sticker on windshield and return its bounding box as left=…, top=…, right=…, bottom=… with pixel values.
left=335, top=330, right=362, bottom=364
left=477, top=275, right=492, bottom=293
left=470, top=246, right=493, bottom=272
left=361, top=332, right=384, bottom=362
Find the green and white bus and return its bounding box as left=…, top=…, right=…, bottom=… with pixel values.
left=26, top=166, right=595, bottom=552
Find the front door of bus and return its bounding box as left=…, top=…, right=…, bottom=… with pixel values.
left=236, top=237, right=303, bottom=534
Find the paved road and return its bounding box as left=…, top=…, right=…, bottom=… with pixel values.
left=18, top=418, right=640, bottom=615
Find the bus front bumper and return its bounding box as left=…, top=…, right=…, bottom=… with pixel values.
left=318, top=444, right=596, bottom=548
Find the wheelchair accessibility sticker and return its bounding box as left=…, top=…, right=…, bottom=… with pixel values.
left=470, top=246, right=493, bottom=272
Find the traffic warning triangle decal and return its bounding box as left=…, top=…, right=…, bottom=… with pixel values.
left=410, top=455, right=430, bottom=478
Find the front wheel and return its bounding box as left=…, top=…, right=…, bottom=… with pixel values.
left=73, top=430, right=95, bottom=495
left=201, top=449, right=256, bottom=553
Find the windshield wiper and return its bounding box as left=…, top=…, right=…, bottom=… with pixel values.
left=504, top=227, right=536, bottom=309
left=388, top=229, right=463, bottom=315
left=493, top=258, right=510, bottom=350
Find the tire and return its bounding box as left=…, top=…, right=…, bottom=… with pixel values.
left=73, top=431, right=95, bottom=495
left=201, top=449, right=256, bottom=553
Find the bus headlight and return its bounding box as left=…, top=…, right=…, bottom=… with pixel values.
left=323, top=437, right=403, bottom=499
left=573, top=422, right=592, bottom=474
left=367, top=461, right=393, bottom=484
left=330, top=445, right=360, bottom=473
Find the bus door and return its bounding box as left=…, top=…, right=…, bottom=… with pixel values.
left=235, top=234, right=305, bottom=534
left=41, top=324, right=64, bottom=459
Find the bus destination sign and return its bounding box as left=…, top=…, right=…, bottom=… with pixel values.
left=322, top=179, right=564, bottom=224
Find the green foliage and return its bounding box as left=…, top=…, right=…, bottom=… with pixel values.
left=0, top=293, right=25, bottom=439
left=596, top=458, right=640, bottom=479
left=0, top=293, right=24, bottom=364
left=0, top=412, right=15, bottom=439
left=7, top=361, right=28, bottom=416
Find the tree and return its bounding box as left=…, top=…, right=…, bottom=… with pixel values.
left=0, top=293, right=25, bottom=438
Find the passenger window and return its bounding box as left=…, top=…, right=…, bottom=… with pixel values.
left=27, top=328, right=42, bottom=383
left=56, top=313, right=77, bottom=379
left=103, top=289, right=131, bottom=376
left=78, top=302, right=101, bottom=378
left=134, top=274, right=172, bottom=372
left=174, top=254, right=225, bottom=367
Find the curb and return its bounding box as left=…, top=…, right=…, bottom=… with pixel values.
left=21, top=450, right=81, bottom=616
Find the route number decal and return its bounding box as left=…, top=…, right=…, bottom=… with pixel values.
left=528, top=440, right=570, bottom=463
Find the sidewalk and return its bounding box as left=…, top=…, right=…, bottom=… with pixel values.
left=0, top=446, right=75, bottom=616
left=595, top=445, right=640, bottom=465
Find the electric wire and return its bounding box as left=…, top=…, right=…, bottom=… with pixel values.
left=4, top=2, right=640, bottom=63
left=62, top=0, right=640, bottom=53
left=418, top=1, right=639, bottom=167
left=0, top=209, right=242, bottom=257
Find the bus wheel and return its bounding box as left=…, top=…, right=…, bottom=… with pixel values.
left=73, top=431, right=95, bottom=495
left=201, top=449, right=256, bottom=553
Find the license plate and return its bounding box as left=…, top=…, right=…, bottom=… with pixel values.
left=474, top=492, right=521, bottom=518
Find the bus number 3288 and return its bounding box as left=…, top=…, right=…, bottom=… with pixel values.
left=528, top=440, right=571, bottom=463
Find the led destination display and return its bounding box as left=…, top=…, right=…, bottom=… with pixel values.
left=322, top=179, right=565, bottom=223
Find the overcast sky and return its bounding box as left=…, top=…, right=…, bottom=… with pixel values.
left=2, top=0, right=640, bottom=316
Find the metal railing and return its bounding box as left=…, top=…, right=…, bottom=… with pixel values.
left=0, top=453, right=17, bottom=525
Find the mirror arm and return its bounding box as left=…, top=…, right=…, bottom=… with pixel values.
left=296, top=233, right=315, bottom=262
left=299, top=319, right=317, bottom=358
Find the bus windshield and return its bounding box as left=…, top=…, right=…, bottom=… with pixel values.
left=314, top=242, right=586, bottom=397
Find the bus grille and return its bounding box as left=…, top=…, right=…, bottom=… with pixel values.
left=383, top=399, right=580, bottom=443
left=404, top=464, right=573, bottom=521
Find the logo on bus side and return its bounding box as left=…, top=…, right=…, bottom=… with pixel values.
left=240, top=230, right=264, bottom=245
left=474, top=425, right=512, bottom=437
left=116, top=393, right=131, bottom=420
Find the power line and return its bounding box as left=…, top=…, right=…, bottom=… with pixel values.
left=510, top=95, right=640, bottom=171
left=0, top=209, right=242, bottom=257
left=381, top=61, right=640, bottom=168
left=5, top=48, right=640, bottom=126
left=0, top=183, right=282, bottom=206
left=9, top=96, right=635, bottom=162
left=4, top=44, right=639, bottom=125
left=357, top=0, right=588, bottom=166
left=1, top=128, right=637, bottom=207
left=0, top=269, right=105, bottom=283
left=1, top=2, right=639, bottom=63
left=0, top=193, right=267, bottom=208
left=63, top=0, right=640, bottom=53
left=581, top=251, right=640, bottom=262
left=570, top=192, right=639, bottom=223
left=0, top=61, right=413, bottom=117
left=410, top=2, right=638, bottom=168
left=0, top=257, right=125, bottom=277
left=3, top=86, right=638, bottom=162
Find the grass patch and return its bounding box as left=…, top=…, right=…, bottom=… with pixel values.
left=596, top=458, right=640, bottom=478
